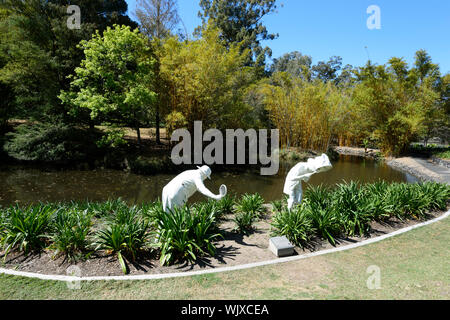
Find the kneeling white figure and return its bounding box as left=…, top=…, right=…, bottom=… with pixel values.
left=162, top=165, right=227, bottom=213
left=283, top=154, right=333, bottom=211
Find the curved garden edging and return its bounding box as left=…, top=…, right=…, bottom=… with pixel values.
left=0, top=208, right=448, bottom=282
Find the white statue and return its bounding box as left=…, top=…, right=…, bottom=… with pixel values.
left=283, top=154, right=333, bottom=211
left=162, top=165, right=227, bottom=213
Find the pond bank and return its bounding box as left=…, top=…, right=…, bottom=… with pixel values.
left=332, top=146, right=450, bottom=184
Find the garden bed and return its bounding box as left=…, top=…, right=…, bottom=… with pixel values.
left=1, top=208, right=447, bottom=277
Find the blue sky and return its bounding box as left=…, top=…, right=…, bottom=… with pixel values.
left=126, top=0, right=450, bottom=73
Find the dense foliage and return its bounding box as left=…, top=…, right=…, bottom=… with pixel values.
left=0, top=0, right=448, bottom=162
left=271, top=181, right=450, bottom=246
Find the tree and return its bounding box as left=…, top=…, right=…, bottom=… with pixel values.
left=270, top=51, right=312, bottom=80
left=158, top=24, right=257, bottom=131
left=198, top=0, right=278, bottom=69
left=0, top=0, right=137, bottom=125
left=59, top=25, right=157, bottom=146
left=351, top=59, right=440, bottom=156
left=134, top=0, right=181, bottom=144
left=312, top=56, right=343, bottom=83
left=135, top=0, right=180, bottom=39
left=259, top=72, right=351, bottom=151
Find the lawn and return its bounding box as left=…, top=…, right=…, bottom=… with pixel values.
left=0, top=214, right=448, bottom=300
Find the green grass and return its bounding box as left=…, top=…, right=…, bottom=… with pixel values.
left=0, top=214, right=448, bottom=300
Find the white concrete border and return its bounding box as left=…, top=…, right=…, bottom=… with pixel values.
left=1, top=209, right=448, bottom=283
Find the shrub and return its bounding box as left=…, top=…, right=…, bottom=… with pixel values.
left=140, top=200, right=164, bottom=225
left=1, top=204, right=54, bottom=259
left=155, top=206, right=222, bottom=266
left=94, top=210, right=153, bottom=274
left=87, top=199, right=129, bottom=219
left=271, top=206, right=314, bottom=247
left=233, top=211, right=257, bottom=235
left=332, top=181, right=373, bottom=237
left=234, top=193, right=265, bottom=217
left=303, top=205, right=340, bottom=246
left=215, top=195, right=236, bottom=217
left=48, top=208, right=93, bottom=260
left=4, top=123, right=101, bottom=162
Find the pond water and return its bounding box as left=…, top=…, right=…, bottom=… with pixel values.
left=0, top=155, right=419, bottom=206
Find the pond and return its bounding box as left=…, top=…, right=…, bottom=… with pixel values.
left=0, top=155, right=419, bottom=207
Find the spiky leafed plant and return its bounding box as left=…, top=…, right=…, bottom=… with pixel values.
left=94, top=208, right=152, bottom=274
left=155, top=206, right=222, bottom=266
left=48, top=208, right=93, bottom=261
left=271, top=206, right=315, bottom=247
left=1, top=204, right=54, bottom=260
left=332, top=181, right=372, bottom=237
left=234, top=193, right=265, bottom=218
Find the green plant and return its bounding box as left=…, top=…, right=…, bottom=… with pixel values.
left=156, top=206, right=222, bottom=266
left=270, top=200, right=284, bottom=213
left=1, top=204, right=54, bottom=259
left=94, top=224, right=128, bottom=274
left=271, top=206, right=314, bottom=247
left=333, top=181, right=373, bottom=237
left=215, top=195, right=236, bottom=217
left=304, top=185, right=331, bottom=210
left=88, top=199, right=129, bottom=218
left=416, top=182, right=450, bottom=211
left=140, top=200, right=164, bottom=225
left=234, top=193, right=265, bottom=218
left=233, top=211, right=257, bottom=236
left=94, top=212, right=152, bottom=274
left=48, top=209, right=93, bottom=260
left=3, top=123, right=101, bottom=162
left=304, top=205, right=340, bottom=246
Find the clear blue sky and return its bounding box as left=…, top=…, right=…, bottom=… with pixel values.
left=126, top=0, right=450, bottom=73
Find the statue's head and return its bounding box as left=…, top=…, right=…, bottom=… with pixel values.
left=197, top=165, right=212, bottom=181
left=308, top=154, right=333, bottom=173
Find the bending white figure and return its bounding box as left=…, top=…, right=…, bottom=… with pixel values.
left=162, top=165, right=227, bottom=213
left=283, top=154, right=333, bottom=211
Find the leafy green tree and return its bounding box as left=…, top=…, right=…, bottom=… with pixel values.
left=159, top=24, right=257, bottom=131
left=312, top=56, right=343, bottom=83
left=198, top=0, right=278, bottom=70
left=134, top=0, right=181, bottom=144
left=351, top=58, right=440, bottom=156
left=0, top=0, right=137, bottom=125
left=270, top=51, right=312, bottom=80
left=59, top=25, right=157, bottom=146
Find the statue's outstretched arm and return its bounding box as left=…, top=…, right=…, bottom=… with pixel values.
left=195, top=179, right=225, bottom=201
left=290, top=172, right=315, bottom=182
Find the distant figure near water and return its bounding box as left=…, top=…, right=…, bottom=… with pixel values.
left=162, top=165, right=227, bottom=213
left=283, top=154, right=333, bottom=210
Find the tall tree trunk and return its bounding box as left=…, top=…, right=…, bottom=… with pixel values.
left=136, top=126, right=141, bottom=145
left=156, top=104, right=161, bottom=144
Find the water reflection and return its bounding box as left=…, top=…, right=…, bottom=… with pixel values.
left=0, top=155, right=418, bottom=206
